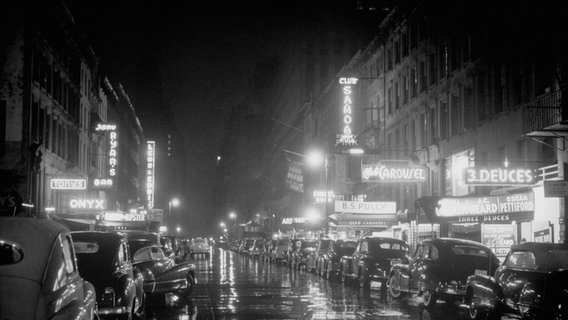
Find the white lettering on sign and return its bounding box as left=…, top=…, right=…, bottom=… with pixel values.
left=109, top=129, right=118, bottom=177
left=50, top=179, right=87, bottom=190
left=146, top=141, right=156, bottom=209
left=281, top=217, right=307, bottom=225
left=334, top=201, right=396, bottom=214
left=103, top=211, right=146, bottom=222
left=313, top=190, right=335, bottom=204
left=93, top=178, right=113, bottom=188
left=95, top=123, right=117, bottom=131
left=69, top=199, right=106, bottom=210
left=336, top=77, right=359, bottom=147
left=436, top=192, right=535, bottom=217
left=361, top=164, right=426, bottom=182
left=464, top=167, right=534, bottom=185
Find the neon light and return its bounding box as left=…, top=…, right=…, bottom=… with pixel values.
left=69, top=199, right=106, bottom=210
left=464, top=167, right=534, bottom=185
left=147, top=141, right=155, bottom=209
left=109, top=130, right=117, bottom=177
left=337, top=78, right=359, bottom=147
left=50, top=178, right=87, bottom=190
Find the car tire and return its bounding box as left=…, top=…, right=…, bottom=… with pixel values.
left=465, top=291, right=484, bottom=320
left=422, top=290, right=437, bottom=310
left=387, top=273, right=405, bottom=299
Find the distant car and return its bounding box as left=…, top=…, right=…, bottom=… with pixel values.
left=261, top=239, right=276, bottom=263
left=285, top=239, right=302, bottom=267
left=290, top=239, right=319, bottom=271
left=189, top=237, right=210, bottom=258
left=238, top=239, right=255, bottom=256
left=132, top=245, right=196, bottom=302
left=465, top=242, right=568, bottom=320
left=388, top=238, right=499, bottom=310
left=0, top=217, right=97, bottom=320
left=306, top=239, right=332, bottom=274
left=319, top=240, right=357, bottom=279
left=340, top=237, right=409, bottom=290
left=270, top=238, right=290, bottom=263
left=249, top=239, right=265, bottom=258
left=72, top=231, right=146, bottom=320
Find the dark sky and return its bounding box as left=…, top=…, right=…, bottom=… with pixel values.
left=66, top=1, right=324, bottom=236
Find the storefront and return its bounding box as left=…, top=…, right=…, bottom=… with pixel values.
left=415, top=191, right=536, bottom=261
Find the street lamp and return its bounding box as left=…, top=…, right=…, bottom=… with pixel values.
left=306, top=148, right=330, bottom=237
left=168, top=198, right=180, bottom=233
left=220, top=221, right=226, bottom=228
left=176, top=226, right=181, bottom=234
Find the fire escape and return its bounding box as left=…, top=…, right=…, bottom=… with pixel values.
left=523, top=85, right=568, bottom=151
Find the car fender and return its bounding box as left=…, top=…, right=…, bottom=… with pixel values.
left=116, top=274, right=136, bottom=306
left=519, top=281, right=545, bottom=309
left=466, top=274, right=503, bottom=312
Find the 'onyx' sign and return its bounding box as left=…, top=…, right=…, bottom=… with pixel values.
left=69, top=199, right=106, bottom=210
left=464, top=167, right=534, bottom=186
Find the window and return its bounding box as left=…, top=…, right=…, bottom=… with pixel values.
left=410, top=67, right=417, bottom=98
left=424, top=245, right=439, bottom=260
left=402, top=75, right=408, bottom=104
left=387, top=85, right=393, bottom=115
left=359, top=241, right=369, bottom=253
left=494, top=63, right=504, bottom=114
left=402, top=32, right=409, bottom=57
left=440, top=101, right=448, bottom=140
left=428, top=53, right=437, bottom=85
left=439, top=42, right=448, bottom=78
left=451, top=92, right=461, bottom=137
left=395, top=81, right=400, bottom=110
left=61, top=236, right=76, bottom=274
left=506, top=251, right=536, bottom=270
left=118, top=244, right=126, bottom=264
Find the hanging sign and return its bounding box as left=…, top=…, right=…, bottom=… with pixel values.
left=146, top=141, right=156, bottom=208
left=335, top=201, right=396, bottom=214
left=362, top=163, right=426, bottom=183
left=336, top=77, right=358, bottom=147
left=464, top=167, right=534, bottom=186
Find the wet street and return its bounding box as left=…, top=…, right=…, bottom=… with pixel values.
left=145, top=248, right=521, bottom=320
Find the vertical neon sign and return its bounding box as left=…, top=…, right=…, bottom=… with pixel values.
left=336, top=77, right=359, bottom=147
left=146, top=141, right=155, bottom=209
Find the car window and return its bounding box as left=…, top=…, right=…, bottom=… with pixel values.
left=452, top=245, right=490, bottom=258
left=360, top=241, right=369, bottom=252
left=424, top=245, right=439, bottom=260
left=150, top=246, right=166, bottom=260
left=61, top=236, right=77, bottom=274
left=414, top=245, right=424, bottom=258
left=546, top=249, right=568, bottom=271
left=74, top=241, right=100, bottom=254
left=506, top=251, right=537, bottom=270
left=133, top=247, right=152, bottom=262
left=118, top=243, right=126, bottom=264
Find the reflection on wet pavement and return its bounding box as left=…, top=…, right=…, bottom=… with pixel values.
left=147, top=248, right=520, bottom=320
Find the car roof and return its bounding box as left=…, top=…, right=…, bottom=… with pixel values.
left=364, top=237, right=408, bottom=245
left=422, top=237, right=491, bottom=249
left=0, top=217, right=68, bottom=283
left=71, top=231, right=124, bottom=245
left=511, top=242, right=568, bottom=252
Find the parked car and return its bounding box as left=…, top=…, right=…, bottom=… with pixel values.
left=261, top=239, right=276, bottom=263
left=238, top=239, right=255, bottom=255
left=161, top=235, right=184, bottom=263
left=249, top=239, right=265, bottom=258
left=189, top=237, right=210, bottom=258
left=131, top=245, right=196, bottom=302
left=72, top=231, right=146, bottom=320
left=465, top=242, right=568, bottom=320
left=124, top=231, right=161, bottom=256
left=306, top=239, right=331, bottom=273
left=284, top=239, right=302, bottom=267
left=290, top=239, right=319, bottom=270
left=340, top=237, right=409, bottom=290
left=388, top=238, right=499, bottom=310
left=0, top=217, right=97, bottom=320
left=270, top=238, right=291, bottom=263
left=319, top=240, right=358, bottom=279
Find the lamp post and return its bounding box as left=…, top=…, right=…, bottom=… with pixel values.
left=306, top=149, right=329, bottom=237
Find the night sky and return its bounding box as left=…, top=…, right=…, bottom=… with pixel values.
left=66, top=1, right=332, bottom=236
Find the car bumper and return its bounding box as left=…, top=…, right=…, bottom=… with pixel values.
left=98, top=306, right=127, bottom=316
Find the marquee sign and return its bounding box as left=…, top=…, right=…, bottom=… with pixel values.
left=92, top=178, right=114, bottom=189
left=146, top=141, right=155, bottom=208
left=362, top=163, right=427, bottom=183
left=50, top=178, right=87, bottom=190
left=335, top=201, right=396, bottom=214
left=103, top=211, right=146, bottom=222
left=464, top=167, right=534, bottom=186
left=436, top=192, right=535, bottom=223
left=69, top=199, right=107, bottom=210
left=313, top=190, right=335, bottom=203
left=336, top=77, right=358, bottom=147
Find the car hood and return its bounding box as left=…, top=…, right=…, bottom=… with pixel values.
left=0, top=276, right=41, bottom=319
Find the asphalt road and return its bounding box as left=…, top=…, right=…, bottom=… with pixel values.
left=145, top=248, right=521, bottom=320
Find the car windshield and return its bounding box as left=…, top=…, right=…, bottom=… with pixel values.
left=127, top=239, right=154, bottom=259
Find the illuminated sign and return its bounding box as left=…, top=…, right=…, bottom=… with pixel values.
left=146, top=141, right=155, bottom=208
left=281, top=217, right=307, bottom=225
left=50, top=178, right=87, bottom=190
left=109, top=130, right=117, bottom=177
left=464, top=167, right=534, bottom=186
left=92, top=178, right=114, bottom=189
left=362, top=163, right=427, bottom=182
left=95, top=123, right=117, bottom=131
left=334, top=201, right=396, bottom=214
left=436, top=192, right=535, bottom=220
left=336, top=77, right=358, bottom=147
left=103, top=211, right=146, bottom=222
left=313, top=190, right=335, bottom=203
left=69, top=199, right=107, bottom=210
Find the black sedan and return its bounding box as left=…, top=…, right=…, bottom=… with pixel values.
left=319, top=240, right=357, bottom=279
left=0, top=217, right=97, bottom=320
left=388, top=238, right=499, bottom=310
left=131, top=245, right=196, bottom=303
left=465, top=242, right=568, bottom=320
left=72, top=231, right=146, bottom=320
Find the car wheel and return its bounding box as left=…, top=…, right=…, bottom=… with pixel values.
left=387, top=273, right=405, bottom=299
left=466, top=292, right=484, bottom=320
left=422, top=290, right=437, bottom=309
